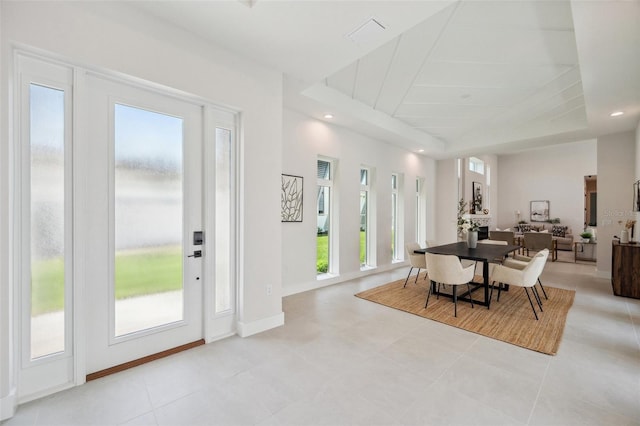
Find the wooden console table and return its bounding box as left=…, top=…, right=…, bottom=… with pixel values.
left=611, top=241, right=640, bottom=299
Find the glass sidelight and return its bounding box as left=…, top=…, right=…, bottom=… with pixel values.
left=29, top=84, right=67, bottom=359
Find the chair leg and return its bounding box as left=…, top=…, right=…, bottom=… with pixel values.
left=436, top=283, right=440, bottom=299
left=425, top=280, right=434, bottom=309
left=403, top=267, right=414, bottom=288
left=453, top=285, right=457, bottom=317
left=466, top=283, right=474, bottom=309
left=524, top=288, right=539, bottom=320
left=532, top=286, right=544, bottom=311
left=497, top=282, right=503, bottom=302
left=414, top=268, right=421, bottom=284
left=424, top=270, right=429, bottom=281
left=538, top=278, right=548, bottom=300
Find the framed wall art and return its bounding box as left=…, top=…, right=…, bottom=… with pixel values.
left=471, top=181, right=483, bottom=214
left=530, top=200, right=550, bottom=222
left=281, top=174, right=303, bottom=222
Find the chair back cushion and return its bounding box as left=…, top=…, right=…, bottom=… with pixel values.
left=521, top=249, right=549, bottom=286
left=425, top=253, right=474, bottom=285
left=405, top=242, right=426, bottom=268
left=524, top=232, right=553, bottom=250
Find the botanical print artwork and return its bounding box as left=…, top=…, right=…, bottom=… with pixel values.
left=281, top=174, right=303, bottom=222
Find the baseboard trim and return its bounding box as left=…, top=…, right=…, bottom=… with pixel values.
left=86, top=339, right=205, bottom=381
left=237, top=312, right=284, bottom=337
left=0, top=387, right=17, bottom=421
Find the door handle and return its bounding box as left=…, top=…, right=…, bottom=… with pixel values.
left=188, top=250, right=202, bottom=258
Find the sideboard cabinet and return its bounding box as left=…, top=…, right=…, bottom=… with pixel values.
left=611, top=241, right=640, bottom=299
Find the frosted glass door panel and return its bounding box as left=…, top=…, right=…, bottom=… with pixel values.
left=114, top=104, right=184, bottom=337
left=29, top=84, right=66, bottom=359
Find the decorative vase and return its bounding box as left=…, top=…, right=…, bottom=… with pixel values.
left=467, top=230, right=478, bottom=248
left=620, top=229, right=629, bottom=244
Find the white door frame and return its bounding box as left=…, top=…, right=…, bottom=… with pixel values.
left=11, top=48, right=239, bottom=403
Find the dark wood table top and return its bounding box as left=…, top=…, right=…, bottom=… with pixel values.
left=414, top=241, right=520, bottom=262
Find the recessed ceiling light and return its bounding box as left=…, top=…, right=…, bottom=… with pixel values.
left=610, top=111, right=624, bottom=117
left=418, top=149, right=424, bottom=153
left=324, top=114, right=333, bottom=119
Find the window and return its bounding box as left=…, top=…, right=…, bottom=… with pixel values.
left=360, top=168, right=371, bottom=267
left=28, top=83, right=69, bottom=359
left=391, top=174, right=398, bottom=259
left=469, top=157, right=484, bottom=175
left=416, top=177, right=426, bottom=245
left=317, top=159, right=333, bottom=275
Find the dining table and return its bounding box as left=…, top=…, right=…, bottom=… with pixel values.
left=414, top=241, right=520, bottom=307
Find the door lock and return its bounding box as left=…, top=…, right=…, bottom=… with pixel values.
left=188, top=250, right=202, bottom=258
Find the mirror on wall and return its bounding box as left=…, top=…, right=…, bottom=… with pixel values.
left=585, top=175, right=597, bottom=228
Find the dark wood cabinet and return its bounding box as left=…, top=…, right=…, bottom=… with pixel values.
left=611, top=241, right=640, bottom=299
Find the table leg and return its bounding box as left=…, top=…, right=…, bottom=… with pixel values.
left=483, top=261, right=490, bottom=308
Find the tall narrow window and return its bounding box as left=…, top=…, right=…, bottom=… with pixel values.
left=215, top=127, right=232, bottom=313
left=416, top=177, right=426, bottom=245
left=317, top=159, right=332, bottom=275
left=114, top=104, right=184, bottom=336
left=360, top=168, right=370, bottom=267
left=391, top=174, right=399, bottom=260
left=29, top=84, right=67, bottom=359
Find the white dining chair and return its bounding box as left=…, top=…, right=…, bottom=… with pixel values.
left=424, top=253, right=475, bottom=317
left=489, top=249, right=549, bottom=320
left=404, top=242, right=427, bottom=288
left=502, top=251, right=549, bottom=300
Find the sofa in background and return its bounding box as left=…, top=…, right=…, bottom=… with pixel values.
left=512, top=223, right=574, bottom=251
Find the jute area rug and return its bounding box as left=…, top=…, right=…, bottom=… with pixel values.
left=355, top=275, right=575, bottom=355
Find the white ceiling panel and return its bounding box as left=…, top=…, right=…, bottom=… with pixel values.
left=373, top=3, right=457, bottom=115
left=453, top=1, right=574, bottom=30
left=326, top=63, right=358, bottom=99
left=431, top=29, right=579, bottom=65
left=353, top=39, right=398, bottom=107
left=395, top=103, right=506, bottom=119
left=415, top=62, right=574, bottom=89
left=403, top=85, right=533, bottom=106
left=101, top=0, right=638, bottom=157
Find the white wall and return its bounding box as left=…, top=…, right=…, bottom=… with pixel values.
left=496, top=140, right=597, bottom=236
left=1, top=1, right=283, bottom=413
left=435, top=158, right=460, bottom=244
left=597, top=131, right=636, bottom=277
left=281, top=108, right=435, bottom=295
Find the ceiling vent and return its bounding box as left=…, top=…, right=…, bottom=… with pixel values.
left=346, top=17, right=386, bottom=44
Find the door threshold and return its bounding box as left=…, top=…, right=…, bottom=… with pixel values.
left=86, top=339, right=205, bottom=381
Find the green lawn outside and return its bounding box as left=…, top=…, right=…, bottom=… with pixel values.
left=31, top=246, right=182, bottom=316
left=317, top=231, right=365, bottom=273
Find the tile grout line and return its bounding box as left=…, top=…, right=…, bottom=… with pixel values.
left=525, top=348, right=552, bottom=425
left=625, top=300, right=640, bottom=350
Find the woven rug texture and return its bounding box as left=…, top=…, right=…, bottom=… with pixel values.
left=355, top=275, right=575, bottom=355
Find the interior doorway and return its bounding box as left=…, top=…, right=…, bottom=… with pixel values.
left=584, top=175, right=597, bottom=229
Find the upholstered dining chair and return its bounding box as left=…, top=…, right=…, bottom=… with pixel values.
left=489, top=249, right=549, bottom=320
left=489, top=230, right=516, bottom=245
left=404, top=242, right=428, bottom=288
left=424, top=253, right=475, bottom=317
left=503, top=252, right=549, bottom=300
left=523, top=232, right=557, bottom=261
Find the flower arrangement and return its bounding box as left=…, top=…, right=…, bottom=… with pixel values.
left=456, top=199, right=479, bottom=233
left=620, top=219, right=637, bottom=230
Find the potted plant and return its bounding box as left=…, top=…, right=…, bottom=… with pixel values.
left=580, top=231, right=593, bottom=243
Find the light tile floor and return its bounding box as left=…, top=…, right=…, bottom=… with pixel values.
left=4, top=256, right=640, bottom=426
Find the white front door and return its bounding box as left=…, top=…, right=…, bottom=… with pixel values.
left=83, top=74, right=204, bottom=374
